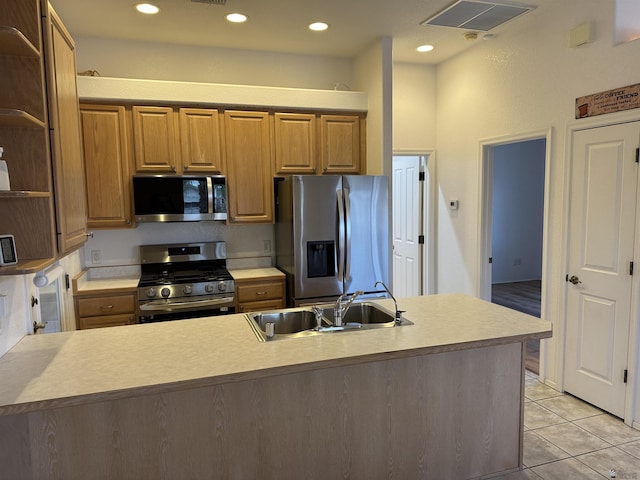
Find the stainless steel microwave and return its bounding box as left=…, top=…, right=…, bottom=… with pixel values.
left=133, top=175, right=227, bottom=222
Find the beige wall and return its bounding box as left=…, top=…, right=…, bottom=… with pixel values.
left=434, top=0, right=640, bottom=391
left=392, top=62, right=437, bottom=152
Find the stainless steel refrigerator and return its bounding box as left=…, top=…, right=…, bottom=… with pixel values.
left=275, top=175, right=389, bottom=306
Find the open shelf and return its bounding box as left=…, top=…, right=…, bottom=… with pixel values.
left=0, top=190, right=50, bottom=198
left=0, top=108, right=45, bottom=128
left=0, top=257, right=56, bottom=275
left=0, top=26, right=39, bottom=57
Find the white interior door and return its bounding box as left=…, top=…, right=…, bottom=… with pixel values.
left=564, top=121, right=640, bottom=418
left=392, top=156, right=422, bottom=297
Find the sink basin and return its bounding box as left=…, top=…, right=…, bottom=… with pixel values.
left=322, top=302, right=396, bottom=325
left=245, top=302, right=412, bottom=342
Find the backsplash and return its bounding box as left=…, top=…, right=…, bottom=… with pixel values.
left=82, top=222, right=275, bottom=269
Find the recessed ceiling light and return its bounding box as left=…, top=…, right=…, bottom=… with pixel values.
left=417, top=44, right=435, bottom=52
left=309, top=22, right=329, bottom=32
left=226, top=13, right=247, bottom=23
left=135, top=3, right=159, bottom=14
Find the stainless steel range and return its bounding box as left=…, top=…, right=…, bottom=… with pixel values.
left=137, top=242, right=235, bottom=323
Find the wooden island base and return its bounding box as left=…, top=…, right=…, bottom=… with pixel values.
left=1, top=342, right=524, bottom=479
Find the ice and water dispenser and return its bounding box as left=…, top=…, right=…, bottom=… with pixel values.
left=306, top=241, right=336, bottom=278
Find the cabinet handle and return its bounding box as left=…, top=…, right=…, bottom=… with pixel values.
left=85, top=231, right=94, bottom=239
left=126, top=219, right=131, bottom=225
left=100, top=304, right=114, bottom=310
left=171, top=165, right=177, bottom=172
left=255, top=291, right=267, bottom=296
left=183, top=165, right=189, bottom=171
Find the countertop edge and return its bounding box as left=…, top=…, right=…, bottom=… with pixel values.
left=0, top=328, right=551, bottom=416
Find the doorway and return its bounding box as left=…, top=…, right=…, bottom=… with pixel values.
left=391, top=153, right=435, bottom=297
left=479, top=131, right=551, bottom=375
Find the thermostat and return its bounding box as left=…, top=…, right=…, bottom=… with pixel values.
left=449, top=200, right=459, bottom=210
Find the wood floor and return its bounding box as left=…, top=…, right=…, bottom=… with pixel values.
left=491, top=280, right=541, bottom=374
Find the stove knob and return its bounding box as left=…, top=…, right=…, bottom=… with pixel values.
left=217, top=281, right=227, bottom=292
left=183, top=285, right=192, bottom=295
left=205, top=284, right=214, bottom=293
left=146, top=288, right=156, bottom=298
left=161, top=287, right=171, bottom=298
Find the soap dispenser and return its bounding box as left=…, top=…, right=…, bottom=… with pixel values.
left=0, top=147, right=10, bottom=191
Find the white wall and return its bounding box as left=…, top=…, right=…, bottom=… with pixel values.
left=491, top=139, right=545, bottom=283
left=392, top=62, right=437, bottom=152
left=353, top=37, right=393, bottom=176
left=434, top=0, right=640, bottom=389
left=75, top=36, right=354, bottom=91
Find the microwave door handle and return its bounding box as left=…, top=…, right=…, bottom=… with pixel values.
left=206, top=177, right=214, bottom=218
left=337, top=188, right=345, bottom=282
left=344, top=188, right=351, bottom=282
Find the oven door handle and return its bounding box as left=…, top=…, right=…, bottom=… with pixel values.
left=139, top=296, right=235, bottom=312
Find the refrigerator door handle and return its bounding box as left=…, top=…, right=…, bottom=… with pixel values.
left=344, top=188, right=351, bottom=281
left=337, top=188, right=345, bottom=282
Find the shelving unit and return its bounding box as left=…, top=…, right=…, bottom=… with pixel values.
left=0, top=0, right=57, bottom=275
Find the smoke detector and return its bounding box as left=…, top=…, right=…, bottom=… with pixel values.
left=464, top=31, right=479, bottom=40
left=422, top=0, right=535, bottom=31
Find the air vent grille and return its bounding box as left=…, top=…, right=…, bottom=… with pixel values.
left=422, top=1, right=534, bottom=31
left=190, top=0, right=227, bottom=5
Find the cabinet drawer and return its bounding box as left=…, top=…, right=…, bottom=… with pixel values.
left=78, top=313, right=136, bottom=330
left=238, top=299, right=285, bottom=314
left=77, top=293, right=135, bottom=317
left=236, top=281, right=284, bottom=302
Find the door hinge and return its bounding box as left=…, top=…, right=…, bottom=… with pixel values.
left=489, top=257, right=493, bottom=264
left=418, top=172, right=425, bottom=181
left=631, top=261, right=634, bottom=276
left=418, top=235, right=425, bottom=244
left=636, top=148, right=639, bottom=163
left=624, top=369, right=628, bottom=383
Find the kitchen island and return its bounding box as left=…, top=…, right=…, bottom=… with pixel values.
left=0, top=294, right=551, bottom=479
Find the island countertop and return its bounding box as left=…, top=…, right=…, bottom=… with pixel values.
left=0, top=293, right=551, bottom=416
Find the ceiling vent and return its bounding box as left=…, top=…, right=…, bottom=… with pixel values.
left=190, top=0, right=227, bottom=4
left=421, top=0, right=535, bottom=31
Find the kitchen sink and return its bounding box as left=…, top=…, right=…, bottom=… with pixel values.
left=322, top=302, right=396, bottom=325
left=245, top=302, right=412, bottom=342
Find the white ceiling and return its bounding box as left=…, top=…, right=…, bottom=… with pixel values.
left=49, top=0, right=546, bottom=64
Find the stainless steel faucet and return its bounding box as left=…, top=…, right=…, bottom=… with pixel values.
left=334, top=290, right=364, bottom=327
left=375, top=281, right=404, bottom=324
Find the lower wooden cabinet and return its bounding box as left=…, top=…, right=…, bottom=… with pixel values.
left=75, top=291, right=136, bottom=329
left=235, top=277, right=285, bottom=313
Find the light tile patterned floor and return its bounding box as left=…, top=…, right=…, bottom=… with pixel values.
left=494, top=372, right=640, bottom=479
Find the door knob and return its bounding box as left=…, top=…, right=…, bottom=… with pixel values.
left=568, top=275, right=582, bottom=285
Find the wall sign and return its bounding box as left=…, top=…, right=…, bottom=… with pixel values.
left=576, top=83, right=640, bottom=119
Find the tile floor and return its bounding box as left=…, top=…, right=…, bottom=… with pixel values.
left=494, top=372, right=640, bottom=479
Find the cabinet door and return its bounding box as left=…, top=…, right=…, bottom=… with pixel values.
left=224, top=110, right=273, bottom=223
left=132, top=106, right=179, bottom=173
left=179, top=108, right=224, bottom=173
left=320, top=114, right=362, bottom=174
left=80, top=104, right=133, bottom=228
left=44, top=7, right=87, bottom=255
left=273, top=112, right=317, bottom=175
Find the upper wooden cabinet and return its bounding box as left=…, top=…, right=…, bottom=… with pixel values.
left=132, top=106, right=224, bottom=174
left=0, top=0, right=58, bottom=274
left=273, top=113, right=317, bottom=175
left=319, top=114, right=363, bottom=174
left=132, top=106, right=178, bottom=173
left=274, top=112, right=366, bottom=176
left=80, top=104, right=133, bottom=229
left=179, top=108, right=224, bottom=173
left=224, top=110, right=273, bottom=223
left=43, top=5, right=88, bottom=255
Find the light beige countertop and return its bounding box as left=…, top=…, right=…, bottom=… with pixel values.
left=0, top=294, right=551, bottom=416
left=73, top=266, right=140, bottom=295
left=229, top=267, right=285, bottom=280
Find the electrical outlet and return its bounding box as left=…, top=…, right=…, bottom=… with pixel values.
left=263, top=240, right=272, bottom=253
left=91, top=250, right=102, bottom=264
